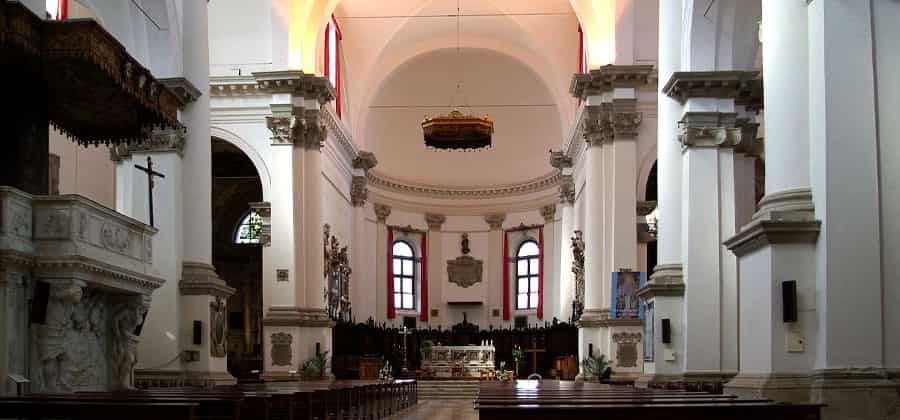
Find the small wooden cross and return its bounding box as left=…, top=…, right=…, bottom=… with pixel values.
left=134, top=156, right=165, bottom=227
left=524, top=337, right=546, bottom=375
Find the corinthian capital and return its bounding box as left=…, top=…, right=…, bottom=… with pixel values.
left=374, top=204, right=391, bottom=223
left=484, top=214, right=506, bottom=230
left=425, top=214, right=446, bottom=230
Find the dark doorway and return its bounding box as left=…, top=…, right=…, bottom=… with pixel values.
left=211, top=138, right=263, bottom=380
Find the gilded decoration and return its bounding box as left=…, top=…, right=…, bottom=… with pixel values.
left=447, top=233, right=483, bottom=288
left=324, top=225, right=352, bottom=322
left=422, top=110, right=494, bottom=151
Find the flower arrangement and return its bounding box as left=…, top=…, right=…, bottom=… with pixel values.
left=301, top=350, right=330, bottom=380
left=580, top=354, right=612, bottom=382
left=511, top=345, right=523, bottom=361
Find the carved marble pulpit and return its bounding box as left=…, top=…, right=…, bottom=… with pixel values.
left=421, top=345, right=495, bottom=378
left=0, top=188, right=162, bottom=394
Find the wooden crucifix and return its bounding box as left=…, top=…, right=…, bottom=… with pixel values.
left=134, top=156, right=165, bottom=227
left=524, top=337, right=546, bottom=376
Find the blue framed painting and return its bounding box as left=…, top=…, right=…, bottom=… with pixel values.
left=610, top=271, right=646, bottom=320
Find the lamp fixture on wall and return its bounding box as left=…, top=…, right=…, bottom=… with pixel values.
left=421, top=0, right=493, bottom=151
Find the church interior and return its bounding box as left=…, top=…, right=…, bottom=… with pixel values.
left=0, top=0, right=898, bottom=419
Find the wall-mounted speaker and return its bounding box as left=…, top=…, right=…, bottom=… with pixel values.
left=661, top=318, right=671, bottom=344
left=403, top=316, right=417, bottom=330
left=193, top=320, right=202, bottom=345
left=782, top=280, right=798, bottom=323
left=30, top=281, right=51, bottom=325
left=514, top=316, right=527, bottom=329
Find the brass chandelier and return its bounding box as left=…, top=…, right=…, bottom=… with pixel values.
left=421, top=0, right=493, bottom=151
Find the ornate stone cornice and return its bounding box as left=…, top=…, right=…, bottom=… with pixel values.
left=322, top=104, right=358, bottom=161
left=34, top=256, right=165, bottom=295
left=425, top=213, right=447, bottom=230
left=265, top=107, right=327, bottom=149
left=210, top=75, right=260, bottom=97
left=262, top=306, right=334, bottom=328
left=540, top=205, right=556, bottom=222
left=577, top=308, right=611, bottom=328
left=484, top=214, right=505, bottom=230
left=159, top=77, right=201, bottom=107
left=351, top=176, right=368, bottom=207
left=110, top=127, right=186, bottom=161
left=549, top=150, right=572, bottom=170
left=374, top=203, right=391, bottom=223
left=253, top=71, right=335, bottom=104
left=678, top=112, right=742, bottom=148
left=179, top=262, right=235, bottom=298
left=367, top=171, right=560, bottom=199
left=662, top=71, right=761, bottom=104
left=570, top=65, right=656, bottom=99
left=249, top=202, right=271, bottom=246
left=353, top=151, right=378, bottom=172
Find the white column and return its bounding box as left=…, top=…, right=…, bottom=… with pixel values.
left=374, top=204, right=391, bottom=323
left=540, top=205, right=558, bottom=320
left=579, top=110, right=609, bottom=355
left=427, top=214, right=447, bottom=325
left=557, top=202, right=575, bottom=323
left=303, top=132, right=324, bottom=312
left=639, top=0, right=686, bottom=386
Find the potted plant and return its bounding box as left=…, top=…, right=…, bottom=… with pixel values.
left=301, top=350, right=330, bottom=380
left=580, top=354, right=612, bottom=383
left=512, top=345, right=524, bottom=379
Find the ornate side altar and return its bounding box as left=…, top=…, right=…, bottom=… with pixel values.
left=421, top=345, right=495, bottom=378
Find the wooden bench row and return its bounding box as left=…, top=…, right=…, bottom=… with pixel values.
left=0, top=379, right=417, bottom=420
left=475, top=380, right=822, bottom=420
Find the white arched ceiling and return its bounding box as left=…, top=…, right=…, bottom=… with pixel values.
left=681, top=0, right=761, bottom=72
left=365, top=47, right=561, bottom=188
left=333, top=0, right=579, bottom=147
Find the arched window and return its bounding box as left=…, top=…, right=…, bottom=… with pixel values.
left=392, top=241, right=416, bottom=310
left=234, top=210, right=262, bottom=244
left=516, top=240, right=540, bottom=309
left=324, top=14, right=342, bottom=118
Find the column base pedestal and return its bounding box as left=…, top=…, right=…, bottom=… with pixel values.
left=262, top=308, right=334, bottom=381
left=635, top=372, right=736, bottom=393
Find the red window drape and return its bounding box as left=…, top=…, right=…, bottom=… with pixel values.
left=420, top=232, right=428, bottom=322
left=387, top=228, right=395, bottom=319
left=537, top=227, right=544, bottom=319
left=502, top=231, right=510, bottom=320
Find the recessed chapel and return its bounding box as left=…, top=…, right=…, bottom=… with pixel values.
left=0, top=1, right=897, bottom=419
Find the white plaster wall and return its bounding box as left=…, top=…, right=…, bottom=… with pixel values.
left=873, top=0, right=900, bottom=371
left=208, top=0, right=274, bottom=76
left=48, top=129, right=115, bottom=208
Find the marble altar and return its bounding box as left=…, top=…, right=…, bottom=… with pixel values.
left=421, top=345, right=495, bottom=378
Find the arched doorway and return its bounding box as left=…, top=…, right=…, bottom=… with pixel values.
left=211, top=138, right=264, bottom=380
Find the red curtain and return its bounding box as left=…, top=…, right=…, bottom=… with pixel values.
left=420, top=232, right=428, bottom=322
left=537, top=227, right=544, bottom=319
left=502, top=231, right=510, bottom=321
left=59, top=0, right=68, bottom=19
left=387, top=229, right=395, bottom=319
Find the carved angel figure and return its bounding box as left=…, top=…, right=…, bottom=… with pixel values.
left=37, top=281, right=85, bottom=393
left=111, top=297, right=148, bottom=390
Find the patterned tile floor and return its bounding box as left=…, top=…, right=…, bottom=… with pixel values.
left=390, top=399, right=478, bottom=420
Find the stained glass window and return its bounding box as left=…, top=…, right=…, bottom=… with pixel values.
left=234, top=211, right=262, bottom=244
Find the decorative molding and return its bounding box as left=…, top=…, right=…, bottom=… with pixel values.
left=724, top=219, right=821, bottom=258
left=662, top=71, right=761, bottom=105
left=540, top=205, right=556, bottom=222
left=262, top=307, right=333, bottom=328
left=752, top=188, right=815, bottom=222
left=322, top=104, right=358, bottom=162
left=110, top=127, right=187, bottom=161
left=678, top=112, right=742, bottom=148
left=638, top=263, right=685, bottom=299
left=253, top=71, right=335, bottom=104
left=159, top=77, right=201, bottom=107
left=374, top=203, right=391, bottom=223
left=425, top=213, right=447, bottom=230
left=353, top=151, right=378, bottom=172
left=549, top=150, right=572, bottom=169
left=447, top=255, right=483, bottom=288
left=570, top=65, right=657, bottom=100
left=367, top=171, right=560, bottom=199
left=210, top=75, right=261, bottom=97
left=577, top=308, right=611, bottom=328
left=484, top=214, right=506, bottom=230
left=559, top=174, right=575, bottom=205
left=179, top=262, right=235, bottom=298
left=34, top=256, right=164, bottom=295
left=350, top=176, right=368, bottom=207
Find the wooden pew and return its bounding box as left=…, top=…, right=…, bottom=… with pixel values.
left=0, top=399, right=199, bottom=420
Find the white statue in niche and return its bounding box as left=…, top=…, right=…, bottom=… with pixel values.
left=111, top=296, right=149, bottom=390
left=36, top=280, right=85, bottom=393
